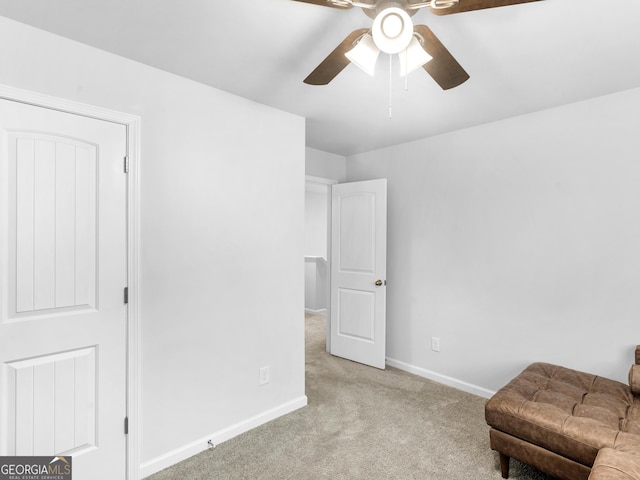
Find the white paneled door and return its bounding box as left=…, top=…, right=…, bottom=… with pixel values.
left=330, top=179, right=387, bottom=369
left=0, top=99, right=128, bottom=479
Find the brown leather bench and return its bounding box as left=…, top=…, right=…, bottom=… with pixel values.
left=485, top=347, right=640, bottom=480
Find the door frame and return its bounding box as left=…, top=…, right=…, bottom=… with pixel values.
left=305, top=175, right=337, bottom=352
left=0, top=84, right=141, bottom=480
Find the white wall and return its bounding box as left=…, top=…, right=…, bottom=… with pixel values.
left=305, top=183, right=328, bottom=259
left=306, top=147, right=347, bottom=181
left=0, top=16, right=306, bottom=477
left=347, top=88, right=640, bottom=394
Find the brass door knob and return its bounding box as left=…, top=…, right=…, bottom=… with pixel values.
left=375, top=279, right=383, bottom=286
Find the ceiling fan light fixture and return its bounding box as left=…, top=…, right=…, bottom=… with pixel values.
left=399, top=35, right=433, bottom=76
left=372, top=7, right=414, bottom=54
left=345, top=33, right=380, bottom=76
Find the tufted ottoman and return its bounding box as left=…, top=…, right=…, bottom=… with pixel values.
left=485, top=358, right=640, bottom=480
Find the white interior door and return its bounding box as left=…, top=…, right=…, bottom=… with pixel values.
left=0, top=99, right=128, bottom=479
left=330, top=179, right=387, bottom=369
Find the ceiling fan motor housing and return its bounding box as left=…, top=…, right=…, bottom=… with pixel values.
left=371, top=5, right=414, bottom=53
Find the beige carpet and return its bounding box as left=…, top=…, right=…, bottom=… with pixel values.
left=147, top=313, right=554, bottom=479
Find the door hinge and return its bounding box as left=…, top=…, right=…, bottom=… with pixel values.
left=124, top=287, right=129, bottom=304
left=124, top=156, right=129, bottom=174
left=124, top=416, right=129, bottom=435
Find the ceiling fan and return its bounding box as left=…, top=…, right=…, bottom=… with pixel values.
left=295, top=0, right=543, bottom=89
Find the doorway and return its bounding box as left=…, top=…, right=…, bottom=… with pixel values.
left=304, top=176, right=388, bottom=368
left=304, top=176, right=336, bottom=351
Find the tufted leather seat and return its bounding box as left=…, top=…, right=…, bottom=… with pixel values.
left=590, top=447, right=640, bottom=480
left=485, top=357, right=640, bottom=480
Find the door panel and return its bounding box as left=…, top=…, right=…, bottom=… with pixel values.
left=338, top=193, right=375, bottom=273
left=337, top=288, right=375, bottom=341
left=0, top=99, right=127, bottom=479
left=11, top=134, right=98, bottom=316
left=6, top=347, right=97, bottom=456
left=330, top=179, right=387, bottom=369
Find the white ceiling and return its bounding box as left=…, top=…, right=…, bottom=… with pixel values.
left=1, top=0, right=639, bottom=156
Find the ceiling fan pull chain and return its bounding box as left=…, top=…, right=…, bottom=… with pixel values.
left=404, top=49, right=409, bottom=91
left=389, top=54, right=393, bottom=119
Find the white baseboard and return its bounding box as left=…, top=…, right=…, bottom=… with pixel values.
left=139, top=395, right=308, bottom=479
left=385, top=358, right=495, bottom=399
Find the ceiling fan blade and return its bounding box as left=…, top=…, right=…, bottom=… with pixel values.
left=304, top=28, right=369, bottom=85
left=291, top=0, right=353, bottom=9
left=429, top=0, right=543, bottom=15
left=414, top=25, right=469, bottom=90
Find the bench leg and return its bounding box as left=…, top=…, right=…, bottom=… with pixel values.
left=499, top=452, right=510, bottom=478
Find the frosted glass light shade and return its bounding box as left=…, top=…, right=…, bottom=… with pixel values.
left=345, top=33, right=380, bottom=76
left=399, top=36, right=433, bottom=76
left=372, top=7, right=413, bottom=54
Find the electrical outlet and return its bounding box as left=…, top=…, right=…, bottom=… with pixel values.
left=431, top=337, right=440, bottom=352
left=259, top=366, right=270, bottom=385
